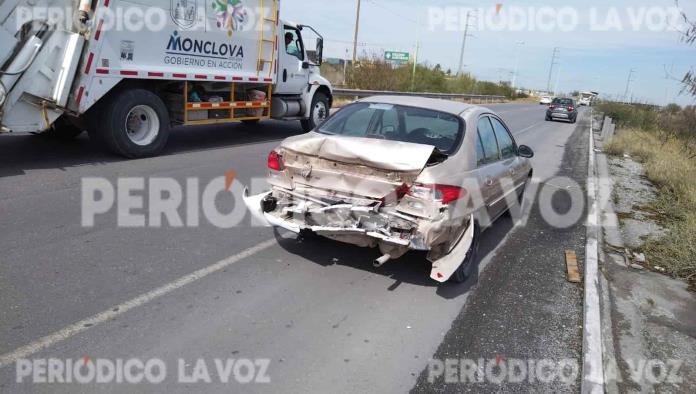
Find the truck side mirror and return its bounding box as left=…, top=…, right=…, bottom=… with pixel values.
left=302, top=62, right=310, bottom=69
left=316, top=38, right=323, bottom=65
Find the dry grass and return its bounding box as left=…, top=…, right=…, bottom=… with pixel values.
left=605, top=129, right=696, bottom=288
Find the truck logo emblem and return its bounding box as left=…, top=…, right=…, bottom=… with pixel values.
left=171, top=0, right=197, bottom=29
left=301, top=164, right=313, bottom=179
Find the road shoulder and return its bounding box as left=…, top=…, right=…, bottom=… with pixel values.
left=411, top=111, right=590, bottom=393
left=594, top=117, right=696, bottom=392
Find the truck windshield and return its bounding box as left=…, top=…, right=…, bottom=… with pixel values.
left=318, top=102, right=463, bottom=154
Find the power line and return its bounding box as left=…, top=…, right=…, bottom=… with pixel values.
left=363, top=0, right=418, bottom=25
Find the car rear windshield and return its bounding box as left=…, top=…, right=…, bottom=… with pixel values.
left=318, top=102, right=464, bottom=154
left=553, top=98, right=574, bottom=106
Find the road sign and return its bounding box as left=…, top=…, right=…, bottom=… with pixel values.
left=385, top=51, right=410, bottom=64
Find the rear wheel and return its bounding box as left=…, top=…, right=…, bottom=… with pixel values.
left=301, top=92, right=329, bottom=132
left=451, top=221, right=481, bottom=283
left=91, top=89, right=170, bottom=158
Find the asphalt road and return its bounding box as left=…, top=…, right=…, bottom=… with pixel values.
left=0, top=103, right=588, bottom=393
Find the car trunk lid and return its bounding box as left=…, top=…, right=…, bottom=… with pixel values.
left=278, top=134, right=436, bottom=199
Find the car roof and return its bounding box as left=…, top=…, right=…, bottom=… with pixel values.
left=358, top=95, right=475, bottom=116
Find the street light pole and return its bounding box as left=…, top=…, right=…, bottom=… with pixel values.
left=352, top=0, right=361, bottom=65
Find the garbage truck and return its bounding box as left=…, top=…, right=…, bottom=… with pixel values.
left=0, top=0, right=333, bottom=158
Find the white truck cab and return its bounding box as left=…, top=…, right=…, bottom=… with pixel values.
left=0, top=0, right=333, bottom=158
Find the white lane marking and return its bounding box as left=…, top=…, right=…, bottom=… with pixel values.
left=582, top=109, right=605, bottom=393
left=513, top=120, right=547, bottom=136
left=0, top=238, right=277, bottom=369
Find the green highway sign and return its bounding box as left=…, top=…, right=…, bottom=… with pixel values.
left=385, top=51, right=410, bottom=63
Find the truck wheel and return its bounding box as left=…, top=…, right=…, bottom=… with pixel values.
left=301, top=92, right=329, bottom=132
left=97, top=89, right=170, bottom=158
left=47, top=117, right=83, bottom=140
left=451, top=221, right=480, bottom=283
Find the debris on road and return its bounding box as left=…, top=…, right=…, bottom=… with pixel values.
left=565, top=250, right=581, bottom=283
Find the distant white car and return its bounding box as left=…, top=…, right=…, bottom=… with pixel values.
left=579, top=97, right=592, bottom=106
left=540, top=96, right=553, bottom=105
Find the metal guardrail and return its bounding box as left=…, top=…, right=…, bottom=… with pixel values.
left=332, top=88, right=507, bottom=104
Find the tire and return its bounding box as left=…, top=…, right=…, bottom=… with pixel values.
left=451, top=221, right=481, bottom=283
left=545, top=115, right=552, bottom=121
left=47, top=117, right=84, bottom=140
left=571, top=116, right=577, bottom=124
left=92, top=89, right=170, bottom=159
left=301, top=92, right=330, bottom=132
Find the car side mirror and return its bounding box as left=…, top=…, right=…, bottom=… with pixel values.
left=302, top=61, right=310, bottom=69
left=518, top=145, right=534, bottom=158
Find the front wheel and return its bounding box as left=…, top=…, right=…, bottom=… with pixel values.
left=91, top=89, right=170, bottom=159
left=301, top=92, right=330, bottom=132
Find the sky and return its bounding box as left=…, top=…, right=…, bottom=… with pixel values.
left=282, top=0, right=696, bottom=105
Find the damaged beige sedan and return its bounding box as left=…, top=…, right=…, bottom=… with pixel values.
left=244, top=96, right=534, bottom=283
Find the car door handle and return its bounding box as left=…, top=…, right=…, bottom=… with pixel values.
left=485, top=177, right=494, bottom=186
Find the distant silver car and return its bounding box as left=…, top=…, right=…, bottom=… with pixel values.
left=539, top=96, right=553, bottom=105
left=546, top=98, right=578, bottom=123
left=245, top=96, right=534, bottom=283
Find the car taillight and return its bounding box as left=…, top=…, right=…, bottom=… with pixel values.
left=407, top=183, right=466, bottom=204
left=549, top=105, right=556, bottom=110
left=568, top=106, right=574, bottom=111
left=267, top=150, right=283, bottom=171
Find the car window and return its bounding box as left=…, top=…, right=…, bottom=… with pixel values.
left=475, top=133, right=486, bottom=167
left=477, top=117, right=500, bottom=164
left=490, top=117, right=516, bottom=160
left=552, top=98, right=573, bottom=106
left=320, top=102, right=463, bottom=154
left=284, top=28, right=304, bottom=60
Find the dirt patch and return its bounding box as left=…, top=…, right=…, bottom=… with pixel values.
left=608, top=155, right=666, bottom=250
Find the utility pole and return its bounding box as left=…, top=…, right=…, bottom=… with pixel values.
left=411, top=13, right=421, bottom=91
left=623, top=68, right=636, bottom=102
left=343, top=48, right=348, bottom=86
left=511, top=41, right=524, bottom=90
left=352, top=0, right=361, bottom=65
left=546, top=47, right=560, bottom=93
left=456, top=11, right=474, bottom=76
left=411, top=41, right=420, bottom=91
